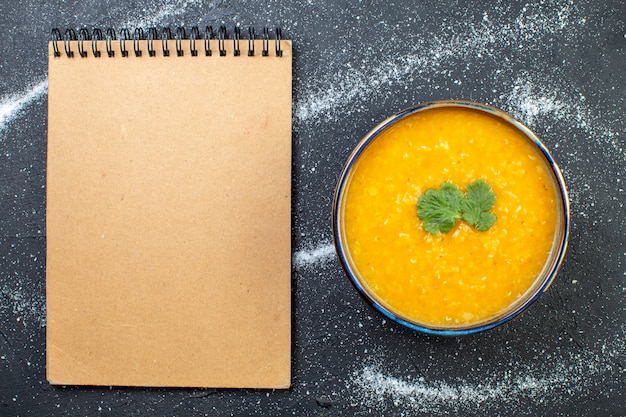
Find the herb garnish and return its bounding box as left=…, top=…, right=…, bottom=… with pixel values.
left=417, top=180, right=497, bottom=234
left=416, top=182, right=464, bottom=234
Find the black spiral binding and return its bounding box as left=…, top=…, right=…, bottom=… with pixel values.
left=204, top=26, right=214, bottom=56
left=133, top=28, right=143, bottom=57
left=51, top=28, right=62, bottom=57
left=119, top=28, right=130, bottom=57
left=162, top=27, right=172, bottom=57
left=248, top=27, right=255, bottom=56
left=190, top=26, right=199, bottom=57
left=147, top=28, right=158, bottom=57
left=64, top=29, right=77, bottom=58
left=105, top=28, right=116, bottom=57
left=78, top=28, right=90, bottom=57
left=51, top=26, right=285, bottom=58
left=92, top=28, right=103, bottom=57
left=218, top=26, right=227, bottom=56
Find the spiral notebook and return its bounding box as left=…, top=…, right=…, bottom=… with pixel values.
left=46, top=27, right=292, bottom=388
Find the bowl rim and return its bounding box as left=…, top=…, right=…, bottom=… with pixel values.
left=331, top=100, right=571, bottom=336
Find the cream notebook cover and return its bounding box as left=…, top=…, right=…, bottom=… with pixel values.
left=46, top=27, right=292, bottom=388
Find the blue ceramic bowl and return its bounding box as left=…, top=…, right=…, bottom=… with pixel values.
left=332, top=101, right=570, bottom=336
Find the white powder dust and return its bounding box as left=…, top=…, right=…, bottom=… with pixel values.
left=0, top=79, right=48, bottom=134
left=125, top=0, right=205, bottom=28
left=294, top=2, right=578, bottom=125
left=295, top=0, right=621, bottom=163
left=503, top=81, right=568, bottom=127
left=500, top=73, right=623, bottom=158
left=0, top=284, right=46, bottom=328
left=295, top=52, right=430, bottom=124
left=293, top=241, right=336, bottom=269
left=351, top=331, right=624, bottom=414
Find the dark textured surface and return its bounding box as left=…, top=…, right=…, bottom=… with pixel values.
left=0, top=0, right=624, bottom=416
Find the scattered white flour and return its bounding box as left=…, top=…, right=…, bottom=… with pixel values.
left=0, top=284, right=46, bottom=328
left=500, top=73, right=623, bottom=158
left=0, top=79, right=48, bottom=134
left=503, top=80, right=568, bottom=127
left=295, top=0, right=621, bottom=163
left=294, top=2, right=579, bottom=124
left=293, top=241, right=336, bottom=269
left=353, top=365, right=568, bottom=413
left=125, top=0, right=205, bottom=28
left=351, top=331, right=624, bottom=414
left=295, top=52, right=428, bottom=124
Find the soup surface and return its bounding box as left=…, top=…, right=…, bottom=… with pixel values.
left=341, top=106, right=559, bottom=327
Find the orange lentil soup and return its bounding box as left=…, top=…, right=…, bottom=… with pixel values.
left=341, top=106, right=560, bottom=327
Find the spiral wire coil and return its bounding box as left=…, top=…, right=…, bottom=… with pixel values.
left=52, top=26, right=285, bottom=58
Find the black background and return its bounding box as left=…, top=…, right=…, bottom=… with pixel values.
left=0, top=0, right=624, bottom=416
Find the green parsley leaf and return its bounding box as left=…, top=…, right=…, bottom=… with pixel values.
left=476, top=211, right=497, bottom=231
left=460, top=179, right=497, bottom=228
left=417, top=179, right=497, bottom=234
left=460, top=199, right=482, bottom=226
left=417, top=182, right=464, bottom=235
